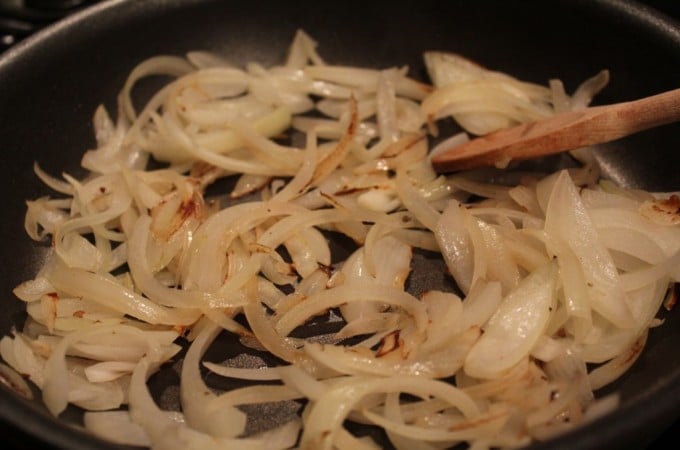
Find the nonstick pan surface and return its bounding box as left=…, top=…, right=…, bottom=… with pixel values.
left=0, top=0, right=679, bottom=448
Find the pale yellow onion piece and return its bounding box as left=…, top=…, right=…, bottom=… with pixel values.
left=305, top=326, right=478, bottom=379
left=84, top=361, right=138, bottom=382
left=421, top=82, right=546, bottom=135
left=54, top=192, right=132, bottom=245
left=620, top=250, right=680, bottom=292
left=292, top=166, right=349, bottom=209
left=202, top=383, right=302, bottom=412
left=203, top=362, right=283, bottom=381
left=0, top=361, right=34, bottom=400
left=302, top=342, right=422, bottom=377
left=250, top=419, right=303, bottom=450
left=62, top=369, right=125, bottom=412
left=120, top=55, right=196, bottom=121
left=56, top=233, right=104, bottom=273
left=595, top=227, right=674, bottom=272
left=457, top=280, right=503, bottom=331
left=582, top=184, right=650, bottom=208
left=582, top=393, right=620, bottom=423
left=229, top=118, right=304, bottom=171
left=180, top=321, right=247, bottom=438
left=464, top=261, right=557, bottom=379
left=577, top=324, right=640, bottom=364
left=33, top=163, right=75, bottom=195
left=259, top=247, right=297, bottom=286
left=463, top=209, right=492, bottom=290
left=84, top=409, right=184, bottom=447
left=46, top=264, right=201, bottom=326
left=389, top=228, right=439, bottom=252
left=467, top=205, right=539, bottom=228
left=362, top=230, right=412, bottom=287
left=180, top=95, right=274, bottom=129
left=544, top=171, right=635, bottom=329
left=173, top=67, right=251, bottom=100
left=621, top=278, right=669, bottom=333
left=24, top=197, right=70, bottom=241
left=542, top=350, right=594, bottom=407
left=61, top=172, right=130, bottom=235
left=530, top=334, right=566, bottom=362
left=382, top=393, right=438, bottom=450
left=231, top=173, right=271, bottom=199
left=476, top=221, right=520, bottom=293
left=419, top=290, right=463, bottom=351
left=249, top=71, right=315, bottom=114
left=316, top=97, right=376, bottom=121
left=128, top=357, right=266, bottom=450
left=495, top=228, right=550, bottom=274
left=570, top=69, right=610, bottom=110
left=82, top=105, right=142, bottom=175
left=120, top=170, right=163, bottom=212
left=271, top=129, right=318, bottom=202
left=304, top=65, right=432, bottom=100
left=335, top=313, right=400, bottom=340
left=186, top=50, right=233, bottom=68
left=299, top=376, right=479, bottom=450
left=333, top=236, right=397, bottom=322
left=428, top=131, right=470, bottom=161
left=245, top=306, right=328, bottom=376
left=589, top=208, right=680, bottom=261
left=310, top=98, right=358, bottom=185
left=525, top=383, right=580, bottom=430
left=554, top=244, right=593, bottom=323
left=639, top=194, right=680, bottom=225
left=242, top=286, right=312, bottom=366
left=128, top=215, right=240, bottom=308
left=0, top=334, right=46, bottom=388
left=162, top=108, right=294, bottom=174
left=376, top=68, right=400, bottom=144
left=395, top=97, right=426, bottom=133
left=508, top=184, right=544, bottom=217
left=292, top=116, right=354, bottom=140
left=183, top=201, right=312, bottom=291
left=435, top=200, right=474, bottom=294
left=286, top=29, right=324, bottom=68
left=147, top=186, right=202, bottom=270
left=42, top=324, right=160, bottom=416
left=429, top=94, right=552, bottom=123
left=283, top=226, right=331, bottom=278
left=447, top=175, right=511, bottom=200
left=424, top=51, right=551, bottom=100
left=66, top=331, right=179, bottom=362
left=362, top=403, right=509, bottom=444
left=292, top=252, right=372, bottom=314
left=181, top=201, right=271, bottom=291
left=549, top=78, right=571, bottom=113
left=13, top=275, right=55, bottom=303
left=274, top=283, right=428, bottom=337
left=423, top=51, right=486, bottom=87
left=194, top=106, right=292, bottom=154
left=256, top=206, right=401, bottom=250
left=395, top=169, right=440, bottom=231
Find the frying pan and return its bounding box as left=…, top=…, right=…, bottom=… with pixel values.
left=0, top=0, right=678, bottom=448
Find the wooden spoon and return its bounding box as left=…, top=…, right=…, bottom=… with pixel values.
left=430, top=88, right=680, bottom=173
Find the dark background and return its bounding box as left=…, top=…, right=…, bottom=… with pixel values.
left=0, top=0, right=678, bottom=448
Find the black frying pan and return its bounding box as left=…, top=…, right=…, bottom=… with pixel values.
left=0, top=0, right=679, bottom=448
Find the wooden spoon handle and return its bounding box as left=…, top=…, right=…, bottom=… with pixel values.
left=430, top=88, right=680, bottom=173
